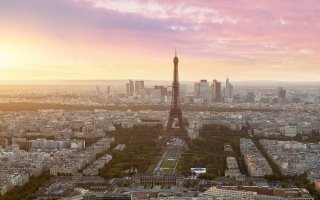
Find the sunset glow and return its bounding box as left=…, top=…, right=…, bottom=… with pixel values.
left=0, top=0, right=319, bottom=81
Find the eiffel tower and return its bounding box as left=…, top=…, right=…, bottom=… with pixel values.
left=159, top=50, right=190, bottom=147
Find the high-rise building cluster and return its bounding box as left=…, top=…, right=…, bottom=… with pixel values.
left=126, top=79, right=144, bottom=96
left=194, top=77, right=234, bottom=104
left=76, top=77, right=315, bottom=106
left=212, top=80, right=222, bottom=102
left=1, top=52, right=319, bottom=199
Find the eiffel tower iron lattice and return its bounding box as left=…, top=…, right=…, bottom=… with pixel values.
left=159, top=50, right=190, bottom=147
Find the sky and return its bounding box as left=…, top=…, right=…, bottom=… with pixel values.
left=0, top=0, right=319, bottom=81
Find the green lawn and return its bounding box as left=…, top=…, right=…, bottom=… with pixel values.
left=161, top=159, right=175, bottom=168
left=161, top=168, right=172, bottom=174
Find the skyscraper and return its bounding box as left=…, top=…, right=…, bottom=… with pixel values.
left=194, top=80, right=211, bottom=103
left=200, top=80, right=211, bottom=103
left=225, top=77, right=233, bottom=98
left=154, top=85, right=167, bottom=96
left=194, top=82, right=200, bottom=97
left=126, top=79, right=135, bottom=96
left=129, top=79, right=134, bottom=94
left=154, top=85, right=167, bottom=102
left=212, top=80, right=222, bottom=102
left=135, top=80, right=144, bottom=95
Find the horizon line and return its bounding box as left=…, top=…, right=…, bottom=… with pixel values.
left=0, top=79, right=320, bottom=83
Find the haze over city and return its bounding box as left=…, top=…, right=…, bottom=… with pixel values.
left=0, top=0, right=320, bottom=81
left=1, top=1, right=320, bottom=200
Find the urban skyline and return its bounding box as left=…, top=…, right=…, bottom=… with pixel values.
left=1, top=1, right=320, bottom=199
left=0, top=0, right=320, bottom=81
left=1, top=51, right=320, bottom=199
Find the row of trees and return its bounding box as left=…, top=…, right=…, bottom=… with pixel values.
left=0, top=102, right=280, bottom=112
left=252, top=139, right=282, bottom=175
left=0, top=172, right=52, bottom=200
left=253, top=139, right=320, bottom=199
left=252, top=131, right=320, bottom=144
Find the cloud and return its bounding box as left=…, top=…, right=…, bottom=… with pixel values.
left=299, top=49, right=314, bottom=55
left=1, top=0, right=320, bottom=81
left=276, top=18, right=289, bottom=25
left=79, top=0, right=238, bottom=25
left=170, top=25, right=187, bottom=31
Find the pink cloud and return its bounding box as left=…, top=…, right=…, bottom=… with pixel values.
left=0, top=0, right=320, bottom=80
